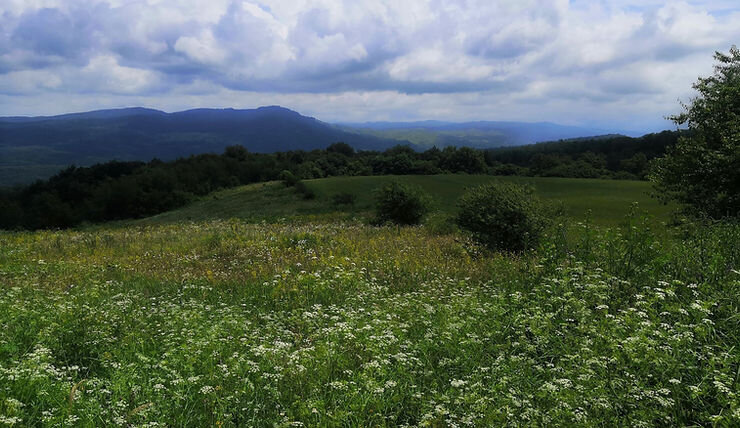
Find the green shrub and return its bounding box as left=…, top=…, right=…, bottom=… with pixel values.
left=331, top=192, right=357, bottom=206
left=374, top=181, right=431, bottom=225
left=456, top=182, right=546, bottom=252
left=279, top=170, right=299, bottom=187
left=294, top=180, right=316, bottom=200
left=424, top=212, right=458, bottom=235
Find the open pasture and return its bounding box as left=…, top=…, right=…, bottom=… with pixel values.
left=144, top=175, right=672, bottom=227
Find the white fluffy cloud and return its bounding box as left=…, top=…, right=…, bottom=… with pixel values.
left=0, top=0, right=738, bottom=131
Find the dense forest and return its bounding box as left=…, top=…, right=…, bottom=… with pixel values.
left=485, top=130, right=681, bottom=179
left=0, top=131, right=679, bottom=229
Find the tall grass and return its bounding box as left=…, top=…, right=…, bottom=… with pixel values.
left=0, top=211, right=738, bottom=426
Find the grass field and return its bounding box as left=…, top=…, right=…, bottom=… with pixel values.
left=144, top=175, right=673, bottom=227
left=2, top=175, right=738, bottom=427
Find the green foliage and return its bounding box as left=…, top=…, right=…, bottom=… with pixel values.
left=651, top=47, right=740, bottom=218
left=279, top=170, right=298, bottom=187
left=331, top=192, right=356, bottom=206
left=439, top=146, right=487, bottom=173
left=325, top=142, right=355, bottom=156
left=373, top=181, right=431, bottom=225
left=224, top=145, right=249, bottom=161
left=293, top=180, right=316, bottom=200
left=143, top=175, right=673, bottom=228
left=423, top=212, right=458, bottom=235
left=0, top=107, right=396, bottom=187
left=488, top=131, right=680, bottom=179
left=1, top=216, right=740, bottom=426
left=456, top=182, right=547, bottom=252
left=0, top=129, right=680, bottom=230
left=0, top=197, right=22, bottom=229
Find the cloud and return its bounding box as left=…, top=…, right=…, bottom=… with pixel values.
left=174, top=30, right=229, bottom=66
left=462, top=0, right=567, bottom=59
left=0, top=0, right=738, bottom=131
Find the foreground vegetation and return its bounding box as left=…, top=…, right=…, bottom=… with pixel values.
left=1, top=207, right=739, bottom=426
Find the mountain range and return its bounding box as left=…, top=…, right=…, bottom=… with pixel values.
left=1, top=106, right=633, bottom=186
left=339, top=120, right=632, bottom=149
left=0, top=106, right=400, bottom=186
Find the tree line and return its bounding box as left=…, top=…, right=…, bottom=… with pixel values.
left=0, top=133, right=678, bottom=230
left=486, top=130, right=681, bottom=179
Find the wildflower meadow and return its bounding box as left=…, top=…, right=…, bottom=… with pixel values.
left=1, top=213, right=739, bottom=426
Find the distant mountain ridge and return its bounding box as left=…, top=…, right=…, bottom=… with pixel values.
left=0, top=106, right=402, bottom=186
left=339, top=120, right=637, bottom=149
left=0, top=106, right=649, bottom=186
left=0, top=107, right=167, bottom=122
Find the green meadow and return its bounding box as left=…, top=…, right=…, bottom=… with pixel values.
left=144, top=175, right=672, bottom=227
left=2, top=175, right=738, bottom=427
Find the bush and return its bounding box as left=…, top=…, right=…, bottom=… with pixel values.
left=331, top=192, right=356, bottom=206
left=456, top=182, right=546, bottom=252
left=294, top=180, right=316, bottom=200
left=374, top=181, right=431, bottom=225
left=424, top=212, right=458, bottom=235
left=279, top=170, right=299, bottom=187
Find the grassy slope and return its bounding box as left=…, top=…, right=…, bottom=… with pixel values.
left=2, top=213, right=738, bottom=426
left=142, top=175, right=673, bottom=227
left=1, top=174, right=737, bottom=427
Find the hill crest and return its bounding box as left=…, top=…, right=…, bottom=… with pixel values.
left=0, top=106, right=400, bottom=185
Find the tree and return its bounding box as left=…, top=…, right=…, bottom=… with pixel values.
left=0, top=197, right=23, bottom=229
left=440, top=147, right=487, bottom=174
left=279, top=170, right=299, bottom=187
left=373, top=181, right=431, bottom=225
left=326, top=142, right=355, bottom=156
left=651, top=47, right=740, bottom=218
left=224, top=145, right=249, bottom=161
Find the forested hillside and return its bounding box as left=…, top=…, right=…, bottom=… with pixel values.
left=0, top=131, right=678, bottom=230
left=0, top=106, right=400, bottom=186
left=485, top=130, right=682, bottom=179
left=341, top=120, right=627, bottom=149
left=0, top=106, right=653, bottom=186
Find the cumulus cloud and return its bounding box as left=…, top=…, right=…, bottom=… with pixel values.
left=0, top=0, right=738, bottom=130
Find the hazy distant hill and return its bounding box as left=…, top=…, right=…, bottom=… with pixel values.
left=0, top=106, right=401, bottom=186
left=340, top=120, right=634, bottom=149
left=0, top=106, right=642, bottom=186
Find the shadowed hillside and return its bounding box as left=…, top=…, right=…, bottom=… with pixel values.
left=0, top=106, right=402, bottom=185
left=339, top=120, right=636, bottom=149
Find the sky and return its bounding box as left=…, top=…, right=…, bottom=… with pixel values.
left=0, top=0, right=738, bottom=132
